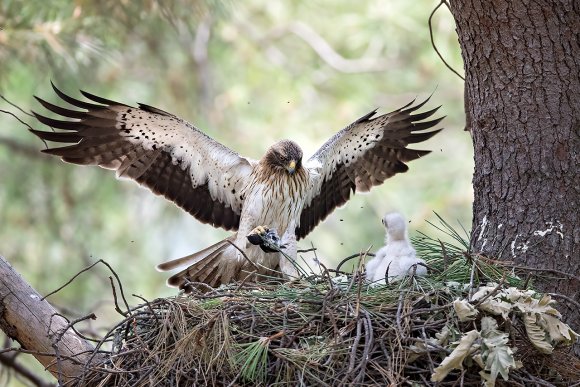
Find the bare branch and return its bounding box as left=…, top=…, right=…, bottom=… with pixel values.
left=255, top=21, right=394, bottom=73
left=0, top=255, right=102, bottom=382
left=0, top=109, right=35, bottom=130
left=42, top=259, right=131, bottom=316
left=0, top=94, right=34, bottom=117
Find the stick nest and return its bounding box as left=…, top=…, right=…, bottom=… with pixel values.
left=74, top=230, right=579, bottom=386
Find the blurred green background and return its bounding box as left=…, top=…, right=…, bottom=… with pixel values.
left=0, top=0, right=468, bottom=383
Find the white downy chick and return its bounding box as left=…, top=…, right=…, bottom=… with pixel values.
left=366, top=212, right=427, bottom=285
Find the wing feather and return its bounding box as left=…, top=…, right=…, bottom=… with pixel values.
left=31, top=84, right=255, bottom=231
left=297, top=97, right=443, bottom=239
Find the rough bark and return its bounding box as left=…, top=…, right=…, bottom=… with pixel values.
left=450, top=0, right=579, bottom=330
left=0, top=255, right=100, bottom=383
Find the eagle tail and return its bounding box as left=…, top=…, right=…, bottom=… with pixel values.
left=156, top=237, right=232, bottom=272
left=157, top=235, right=242, bottom=291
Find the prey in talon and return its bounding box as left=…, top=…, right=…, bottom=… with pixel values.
left=247, top=226, right=285, bottom=253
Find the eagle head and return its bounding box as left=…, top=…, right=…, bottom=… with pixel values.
left=382, top=212, right=408, bottom=241
left=263, top=140, right=303, bottom=176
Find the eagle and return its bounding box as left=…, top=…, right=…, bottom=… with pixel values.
left=31, top=84, right=443, bottom=290
left=365, top=212, right=427, bottom=285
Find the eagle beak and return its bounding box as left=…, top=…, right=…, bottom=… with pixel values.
left=287, top=160, right=297, bottom=175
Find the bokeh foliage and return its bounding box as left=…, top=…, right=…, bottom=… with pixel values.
left=0, top=0, right=468, bottom=360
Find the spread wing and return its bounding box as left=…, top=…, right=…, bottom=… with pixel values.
left=297, top=97, right=443, bottom=239
left=31, top=83, right=255, bottom=231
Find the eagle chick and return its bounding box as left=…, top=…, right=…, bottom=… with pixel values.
left=366, top=212, right=426, bottom=285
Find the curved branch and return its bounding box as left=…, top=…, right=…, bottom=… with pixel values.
left=428, top=1, right=465, bottom=80
left=259, top=21, right=393, bottom=73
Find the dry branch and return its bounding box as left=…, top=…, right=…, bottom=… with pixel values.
left=0, top=255, right=101, bottom=383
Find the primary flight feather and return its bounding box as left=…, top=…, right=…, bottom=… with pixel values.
left=32, top=83, right=443, bottom=290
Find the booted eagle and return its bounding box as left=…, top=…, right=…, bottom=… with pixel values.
left=32, top=84, right=442, bottom=290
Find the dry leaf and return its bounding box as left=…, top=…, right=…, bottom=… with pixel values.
left=453, top=299, right=479, bottom=322
left=524, top=313, right=553, bottom=354
left=539, top=314, right=578, bottom=344
left=431, top=330, right=479, bottom=382
left=480, top=317, right=518, bottom=383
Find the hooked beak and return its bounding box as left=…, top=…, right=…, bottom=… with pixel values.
left=287, top=160, right=297, bottom=175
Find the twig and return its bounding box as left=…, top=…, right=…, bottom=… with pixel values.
left=41, top=260, right=100, bottom=300
left=345, top=253, right=365, bottom=294
left=473, top=272, right=506, bottom=307
left=181, top=279, right=215, bottom=293
left=428, top=1, right=465, bottom=81
left=0, top=109, right=35, bottom=129
left=345, top=318, right=364, bottom=383
left=522, top=272, right=532, bottom=289
left=467, top=258, right=477, bottom=300
left=520, top=370, right=557, bottom=387
left=0, top=108, right=47, bottom=149
left=0, top=347, right=101, bottom=360
left=109, top=277, right=128, bottom=317
left=512, top=265, right=580, bottom=283
left=234, top=270, right=258, bottom=292
left=51, top=339, right=63, bottom=386
left=315, top=259, right=334, bottom=289
left=354, top=250, right=370, bottom=317
left=0, top=94, right=35, bottom=117
left=131, top=294, right=161, bottom=326
left=42, top=259, right=130, bottom=317
left=395, top=291, right=407, bottom=340
left=353, top=310, right=373, bottom=383
left=548, top=292, right=580, bottom=311
left=78, top=313, right=140, bottom=385
left=439, top=239, right=449, bottom=272
left=336, top=252, right=375, bottom=273
left=225, top=240, right=260, bottom=271
left=382, top=261, right=393, bottom=285
left=100, top=260, right=131, bottom=316
left=49, top=312, right=99, bottom=343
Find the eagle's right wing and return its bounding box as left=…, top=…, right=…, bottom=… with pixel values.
left=297, top=98, right=443, bottom=239
left=32, top=83, right=254, bottom=231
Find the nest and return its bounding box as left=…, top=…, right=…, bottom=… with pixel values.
left=74, top=226, right=579, bottom=386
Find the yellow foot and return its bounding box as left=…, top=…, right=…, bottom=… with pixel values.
left=247, top=226, right=281, bottom=253
left=250, top=225, right=269, bottom=236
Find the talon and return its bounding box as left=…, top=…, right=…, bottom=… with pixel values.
left=251, top=225, right=268, bottom=235
left=247, top=225, right=269, bottom=246
left=246, top=226, right=282, bottom=253
left=247, top=234, right=261, bottom=246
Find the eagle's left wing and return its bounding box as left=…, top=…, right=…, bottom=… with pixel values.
left=296, top=98, right=443, bottom=239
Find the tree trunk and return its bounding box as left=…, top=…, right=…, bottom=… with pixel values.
left=0, top=255, right=101, bottom=383
left=449, top=0, right=579, bottom=330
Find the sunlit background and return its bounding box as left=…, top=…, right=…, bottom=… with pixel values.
left=0, top=1, right=468, bottom=382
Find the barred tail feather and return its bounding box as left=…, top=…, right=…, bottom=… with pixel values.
left=159, top=236, right=246, bottom=291
left=156, top=237, right=234, bottom=272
